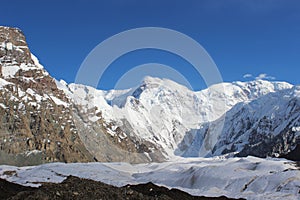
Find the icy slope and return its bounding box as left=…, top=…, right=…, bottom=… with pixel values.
left=1, top=156, right=299, bottom=200
left=181, top=85, right=300, bottom=159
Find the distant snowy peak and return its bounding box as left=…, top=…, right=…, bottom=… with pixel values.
left=62, top=76, right=292, bottom=110
left=232, top=80, right=292, bottom=99
left=182, top=84, right=300, bottom=159
left=200, top=79, right=292, bottom=100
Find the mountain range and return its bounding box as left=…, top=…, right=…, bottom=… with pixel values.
left=0, top=26, right=299, bottom=167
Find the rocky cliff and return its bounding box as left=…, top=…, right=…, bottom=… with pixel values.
left=0, top=26, right=94, bottom=165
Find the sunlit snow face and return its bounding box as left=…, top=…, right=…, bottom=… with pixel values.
left=73, top=27, right=227, bottom=159
left=113, top=63, right=193, bottom=90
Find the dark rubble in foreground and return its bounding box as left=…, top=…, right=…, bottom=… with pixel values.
left=0, top=176, right=244, bottom=200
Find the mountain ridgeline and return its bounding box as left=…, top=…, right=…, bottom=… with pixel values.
left=0, top=26, right=299, bottom=166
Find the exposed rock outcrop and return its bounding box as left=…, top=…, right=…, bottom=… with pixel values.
left=0, top=26, right=94, bottom=165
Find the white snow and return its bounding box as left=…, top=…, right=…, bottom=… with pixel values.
left=54, top=79, right=72, bottom=96
left=0, top=103, right=7, bottom=109
left=0, top=157, right=299, bottom=200
left=0, top=78, right=13, bottom=88
left=50, top=95, right=69, bottom=107
left=30, top=53, right=44, bottom=69
left=292, top=127, right=300, bottom=132
left=26, top=88, right=35, bottom=96
left=1, top=65, right=20, bottom=78
left=6, top=42, right=13, bottom=50
left=18, top=89, right=26, bottom=98
left=0, top=42, right=5, bottom=49
left=25, top=150, right=42, bottom=157
left=89, top=116, right=100, bottom=122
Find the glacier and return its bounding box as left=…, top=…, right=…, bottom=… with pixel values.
left=1, top=156, right=299, bottom=200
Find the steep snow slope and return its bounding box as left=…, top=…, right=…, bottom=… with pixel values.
left=181, top=85, right=300, bottom=159
left=1, top=156, right=299, bottom=200
left=59, top=76, right=292, bottom=159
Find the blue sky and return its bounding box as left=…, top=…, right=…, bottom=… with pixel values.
left=1, top=0, right=299, bottom=90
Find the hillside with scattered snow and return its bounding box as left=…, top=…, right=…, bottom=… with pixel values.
left=0, top=26, right=94, bottom=165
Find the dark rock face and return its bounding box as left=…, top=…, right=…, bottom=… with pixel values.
left=0, top=176, right=243, bottom=200
left=280, top=144, right=300, bottom=161
left=128, top=182, right=243, bottom=200
left=237, top=127, right=300, bottom=160
left=0, top=26, right=94, bottom=165
left=0, top=177, right=34, bottom=200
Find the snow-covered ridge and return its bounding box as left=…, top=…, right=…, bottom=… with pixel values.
left=1, top=156, right=299, bottom=200
left=182, top=84, right=300, bottom=158
left=56, top=77, right=293, bottom=159
left=63, top=78, right=292, bottom=122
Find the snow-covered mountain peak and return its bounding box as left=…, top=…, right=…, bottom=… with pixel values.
left=142, top=76, right=163, bottom=86
left=142, top=76, right=191, bottom=90
left=59, top=75, right=296, bottom=160
left=129, top=76, right=193, bottom=101
left=232, top=79, right=292, bottom=98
